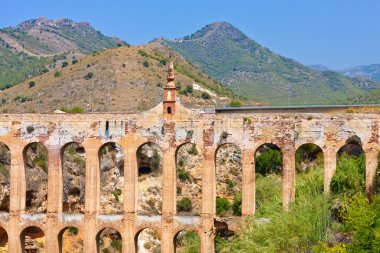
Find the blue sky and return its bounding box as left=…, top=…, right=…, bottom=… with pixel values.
left=1, top=0, right=379, bottom=69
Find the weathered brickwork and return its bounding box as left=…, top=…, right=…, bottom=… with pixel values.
left=0, top=102, right=378, bottom=252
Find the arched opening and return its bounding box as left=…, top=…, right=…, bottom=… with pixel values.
left=21, top=226, right=45, bottom=253
left=99, top=142, right=124, bottom=214
left=167, top=107, right=172, bottom=114
left=255, top=143, right=283, bottom=215
left=24, top=142, right=48, bottom=213
left=62, top=142, right=86, bottom=213
left=295, top=144, right=324, bottom=197
left=136, top=142, right=162, bottom=215
left=215, top=143, right=242, bottom=217
left=331, top=136, right=365, bottom=195
left=174, top=230, right=200, bottom=253
left=0, top=227, right=8, bottom=252
left=0, top=143, right=10, bottom=212
left=135, top=228, right=161, bottom=253
left=96, top=227, right=122, bottom=253
left=58, top=227, right=83, bottom=253
left=176, top=143, right=202, bottom=216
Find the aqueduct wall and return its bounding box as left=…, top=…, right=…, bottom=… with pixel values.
left=0, top=103, right=378, bottom=253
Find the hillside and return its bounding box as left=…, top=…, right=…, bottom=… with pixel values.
left=340, top=64, right=380, bottom=81
left=0, top=43, right=233, bottom=113
left=157, top=21, right=380, bottom=105
left=0, top=17, right=126, bottom=89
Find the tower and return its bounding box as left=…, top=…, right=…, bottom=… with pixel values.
left=163, top=57, right=177, bottom=115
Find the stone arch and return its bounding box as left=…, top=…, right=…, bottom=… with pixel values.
left=0, top=143, right=10, bottom=212
left=173, top=229, right=201, bottom=253
left=295, top=143, right=324, bottom=196
left=23, top=142, right=48, bottom=213
left=96, top=227, right=122, bottom=253
left=98, top=142, right=125, bottom=214
left=255, top=143, right=283, bottom=213
left=20, top=226, right=45, bottom=253
left=136, top=142, right=162, bottom=215
left=331, top=136, right=365, bottom=194
left=175, top=142, right=202, bottom=215
left=215, top=143, right=242, bottom=217
left=58, top=226, right=83, bottom=253
left=135, top=227, right=161, bottom=253
left=61, top=142, right=86, bottom=213
left=0, top=226, right=8, bottom=252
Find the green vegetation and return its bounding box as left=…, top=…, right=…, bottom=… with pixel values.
left=112, top=188, right=122, bottom=203
left=84, top=72, right=94, bottom=80
left=201, top=91, right=211, bottom=99
left=216, top=196, right=231, bottom=216
left=228, top=100, right=242, bottom=107
left=178, top=168, right=190, bottom=182
left=60, top=106, right=85, bottom=113
left=68, top=227, right=78, bottom=236
left=28, top=81, right=35, bottom=88
left=143, top=60, right=149, bottom=67
left=54, top=71, right=61, bottom=78
left=255, top=148, right=282, bottom=176
left=72, top=59, right=79, bottom=64
left=62, top=61, right=69, bottom=68
left=175, top=231, right=201, bottom=253
left=177, top=197, right=193, bottom=212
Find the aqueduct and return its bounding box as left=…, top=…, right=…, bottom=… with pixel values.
left=0, top=62, right=378, bottom=252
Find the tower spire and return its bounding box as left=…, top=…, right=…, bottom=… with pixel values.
left=163, top=52, right=177, bottom=115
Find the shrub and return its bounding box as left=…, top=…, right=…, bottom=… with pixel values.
left=178, top=168, right=189, bottom=182
left=60, top=106, right=85, bottom=113
left=176, top=81, right=182, bottom=90
left=201, top=92, right=211, bottom=99
left=177, top=197, right=193, bottom=212
left=62, top=61, right=68, bottom=68
left=255, top=149, right=282, bottom=176
left=187, top=144, right=198, bottom=155
left=228, top=100, right=242, bottom=107
left=28, top=81, right=35, bottom=88
left=117, top=43, right=123, bottom=47
left=54, top=71, right=61, bottom=78
left=1, top=99, right=6, bottom=105
left=216, top=197, right=231, bottom=216
left=110, top=239, right=122, bottom=251
left=84, top=72, right=94, bottom=80
left=143, top=60, right=149, bottom=67
left=185, top=85, right=193, bottom=94
left=72, top=59, right=79, bottom=64
left=225, top=178, right=235, bottom=190
left=232, top=192, right=242, bottom=216
left=68, top=227, right=78, bottom=236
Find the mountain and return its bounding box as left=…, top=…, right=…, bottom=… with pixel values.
left=340, top=64, right=380, bottom=81
left=0, top=43, right=233, bottom=113
left=0, top=17, right=127, bottom=89
left=308, top=64, right=330, bottom=72
left=157, top=21, right=380, bottom=105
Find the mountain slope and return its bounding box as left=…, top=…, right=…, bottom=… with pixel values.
left=340, top=64, right=380, bottom=81
left=0, top=43, right=232, bottom=113
left=0, top=17, right=126, bottom=89
left=157, top=21, right=380, bottom=105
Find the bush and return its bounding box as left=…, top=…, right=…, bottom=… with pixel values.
left=84, top=72, right=94, bottom=80
left=255, top=149, right=282, bottom=176
left=177, top=197, right=193, bottom=212
left=60, top=106, right=85, bottom=113
left=232, top=192, right=242, bottom=216
left=72, top=59, right=79, bottom=64
left=201, top=92, right=211, bottom=99
left=178, top=168, right=189, bottom=182
left=54, top=71, right=61, bottom=78
left=62, top=61, right=68, bottom=68
left=143, top=60, right=149, bottom=67
left=228, top=100, right=242, bottom=107
left=185, top=85, right=193, bottom=94
left=216, top=197, right=231, bottom=216
left=68, top=227, right=78, bottom=236
left=28, top=81, right=35, bottom=88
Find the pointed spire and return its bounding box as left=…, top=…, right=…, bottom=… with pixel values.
left=167, top=52, right=175, bottom=82
left=165, top=52, right=176, bottom=88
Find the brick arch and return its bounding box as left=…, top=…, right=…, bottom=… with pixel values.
left=96, top=226, right=122, bottom=253
left=58, top=226, right=82, bottom=253
left=173, top=227, right=202, bottom=253
left=20, top=225, right=46, bottom=253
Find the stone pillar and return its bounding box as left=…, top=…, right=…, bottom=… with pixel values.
left=324, top=147, right=336, bottom=194
left=242, top=148, right=255, bottom=215
left=161, top=148, right=175, bottom=253
left=200, top=140, right=216, bottom=252
left=83, top=141, right=100, bottom=253
left=282, top=145, right=296, bottom=210
left=365, top=147, right=378, bottom=197
left=8, top=142, right=24, bottom=253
